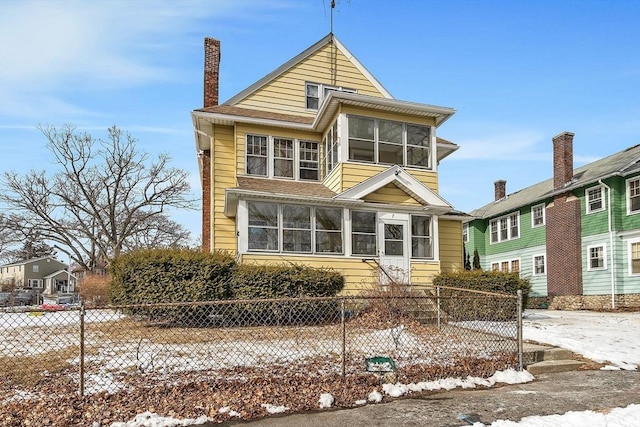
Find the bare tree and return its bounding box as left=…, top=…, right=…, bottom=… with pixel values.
left=1, top=124, right=196, bottom=271
left=0, top=213, right=21, bottom=263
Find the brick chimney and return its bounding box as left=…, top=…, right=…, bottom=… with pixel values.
left=552, top=132, right=575, bottom=189
left=494, top=180, right=506, bottom=201
left=204, top=37, right=220, bottom=108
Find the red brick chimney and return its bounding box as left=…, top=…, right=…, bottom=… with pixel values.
left=552, top=132, right=575, bottom=189
left=494, top=180, right=506, bottom=201
left=204, top=37, right=220, bottom=108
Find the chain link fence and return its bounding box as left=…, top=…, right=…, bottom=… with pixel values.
left=1, top=286, right=522, bottom=400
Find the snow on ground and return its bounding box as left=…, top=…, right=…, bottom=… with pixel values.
left=523, top=309, right=640, bottom=370
left=106, top=308, right=640, bottom=427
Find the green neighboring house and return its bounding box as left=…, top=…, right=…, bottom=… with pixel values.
left=464, top=132, right=640, bottom=309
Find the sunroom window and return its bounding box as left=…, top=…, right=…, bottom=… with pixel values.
left=282, top=205, right=311, bottom=252
left=351, top=211, right=377, bottom=255
left=248, top=202, right=278, bottom=251
left=315, top=207, right=343, bottom=253
left=347, top=115, right=432, bottom=169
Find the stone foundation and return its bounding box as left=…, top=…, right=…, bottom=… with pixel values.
left=527, top=294, right=640, bottom=310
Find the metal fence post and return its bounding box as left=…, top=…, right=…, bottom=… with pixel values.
left=436, top=286, right=441, bottom=329
left=517, top=290, right=523, bottom=371
left=79, top=304, right=86, bottom=398
left=341, top=298, right=346, bottom=378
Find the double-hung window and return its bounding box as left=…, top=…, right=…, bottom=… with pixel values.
left=462, top=223, right=469, bottom=243
left=406, top=124, right=431, bottom=168
left=490, top=213, right=520, bottom=243
left=378, top=120, right=404, bottom=164
left=282, top=205, right=311, bottom=252
left=532, top=204, right=545, bottom=227
left=628, top=177, right=640, bottom=214
left=351, top=211, right=377, bottom=255
left=305, top=82, right=356, bottom=110
left=315, top=208, right=343, bottom=253
left=588, top=245, right=606, bottom=270
left=533, top=255, right=546, bottom=275
left=586, top=186, right=604, bottom=213
left=411, top=215, right=433, bottom=259
left=246, top=135, right=319, bottom=181
left=630, top=240, right=640, bottom=275
left=348, top=116, right=375, bottom=162
left=248, top=202, right=279, bottom=251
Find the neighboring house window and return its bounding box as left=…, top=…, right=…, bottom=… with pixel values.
left=587, top=245, right=606, bottom=270
left=305, top=82, right=356, bottom=110
left=462, top=223, right=469, bottom=243
left=32, top=265, right=39, bottom=273
left=629, top=240, right=640, bottom=275
left=246, top=135, right=268, bottom=176
left=490, top=213, right=520, bottom=244
left=347, top=115, right=433, bottom=170
left=586, top=186, right=604, bottom=214
left=282, top=204, right=311, bottom=253
left=493, top=258, right=520, bottom=273
left=248, top=202, right=279, bottom=251
left=246, top=135, right=320, bottom=181
left=533, top=255, right=546, bottom=275
left=299, top=141, right=319, bottom=181
left=628, top=177, right=640, bottom=214
left=28, top=279, right=42, bottom=287
left=315, top=207, right=343, bottom=253
left=411, top=215, right=433, bottom=259
left=531, top=204, right=545, bottom=227
left=351, top=211, right=377, bottom=255
left=273, top=138, right=294, bottom=178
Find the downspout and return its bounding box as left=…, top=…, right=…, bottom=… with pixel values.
left=599, top=179, right=615, bottom=309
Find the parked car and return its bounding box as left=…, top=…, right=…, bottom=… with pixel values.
left=0, top=292, right=10, bottom=307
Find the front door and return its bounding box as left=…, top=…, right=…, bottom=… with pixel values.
left=378, top=215, right=410, bottom=286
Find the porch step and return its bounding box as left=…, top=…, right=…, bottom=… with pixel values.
left=526, top=359, right=585, bottom=375
left=527, top=347, right=574, bottom=363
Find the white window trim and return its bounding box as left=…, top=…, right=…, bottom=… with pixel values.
left=462, top=223, right=469, bottom=243
left=586, top=185, right=605, bottom=214
left=489, top=212, right=520, bottom=244
left=346, top=115, right=435, bottom=171
left=531, top=203, right=546, bottom=228
left=491, top=258, right=521, bottom=273
left=532, top=254, right=546, bottom=276
left=305, top=82, right=356, bottom=111
left=628, top=238, right=640, bottom=276
left=245, top=134, right=320, bottom=181
left=626, top=176, right=640, bottom=215
left=587, top=244, right=607, bottom=271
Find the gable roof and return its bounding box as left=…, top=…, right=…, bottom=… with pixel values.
left=470, top=144, right=640, bottom=220
left=223, top=34, right=393, bottom=106
left=0, top=256, right=62, bottom=268
left=335, top=165, right=453, bottom=214
left=43, top=270, right=77, bottom=280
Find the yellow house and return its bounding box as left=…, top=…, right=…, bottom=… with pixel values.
left=192, top=34, right=465, bottom=291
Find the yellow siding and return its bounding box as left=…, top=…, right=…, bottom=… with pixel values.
left=340, top=163, right=438, bottom=193
left=410, top=261, right=442, bottom=285
left=212, top=125, right=238, bottom=251
left=364, top=183, right=421, bottom=206
left=323, top=163, right=343, bottom=193
left=240, top=254, right=380, bottom=294
left=236, top=43, right=384, bottom=116
left=438, top=219, right=463, bottom=273
left=341, top=105, right=437, bottom=127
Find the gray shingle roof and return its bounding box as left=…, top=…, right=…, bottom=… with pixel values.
left=469, top=144, right=640, bottom=220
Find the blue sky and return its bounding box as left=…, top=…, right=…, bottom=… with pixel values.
left=1, top=0, right=639, bottom=241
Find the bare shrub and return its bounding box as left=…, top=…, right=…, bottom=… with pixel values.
left=79, top=273, right=110, bottom=306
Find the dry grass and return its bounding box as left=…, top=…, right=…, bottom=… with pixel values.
left=0, top=346, right=78, bottom=387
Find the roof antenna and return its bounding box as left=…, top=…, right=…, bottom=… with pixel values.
left=330, top=0, right=335, bottom=35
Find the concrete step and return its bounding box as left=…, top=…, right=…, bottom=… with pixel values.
left=527, top=347, right=574, bottom=363
left=526, top=359, right=585, bottom=375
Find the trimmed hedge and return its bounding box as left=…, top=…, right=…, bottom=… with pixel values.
left=109, top=249, right=235, bottom=305
left=432, top=270, right=531, bottom=321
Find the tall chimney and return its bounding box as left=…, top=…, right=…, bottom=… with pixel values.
left=204, top=37, right=220, bottom=108
left=494, top=180, right=506, bottom=201
left=552, top=132, right=575, bottom=189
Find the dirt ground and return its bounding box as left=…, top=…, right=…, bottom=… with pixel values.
left=216, top=370, right=640, bottom=427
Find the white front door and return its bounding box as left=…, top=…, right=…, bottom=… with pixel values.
left=378, top=215, right=410, bottom=286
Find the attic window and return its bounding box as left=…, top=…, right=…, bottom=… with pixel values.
left=305, top=82, right=356, bottom=110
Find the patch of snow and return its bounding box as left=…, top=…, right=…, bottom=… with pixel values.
left=367, top=390, right=383, bottom=403
left=109, top=411, right=211, bottom=427
left=217, top=407, right=241, bottom=417
left=318, top=393, right=334, bottom=408
left=472, top=403, right=640, bottom=426
left=600, top=365, right=621, bottom=371
left=354, top=399, right=366, bottom=405
left=261, top=403, right=288, bottom=414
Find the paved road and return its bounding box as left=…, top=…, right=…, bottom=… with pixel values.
left=214, top=370, right=640, bottom=427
